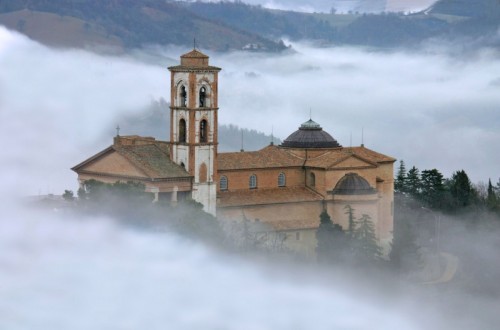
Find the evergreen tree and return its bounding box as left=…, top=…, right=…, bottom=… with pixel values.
left=406, top=166, right=421, bottom=197
left=420, top=169, right=445, bottom=209
left=448, top=170, right=474, bottom=208
left=395, top=160, right=407, bottom=193
left=344, top=204, right=356, bottom=237
left=487, top=178, right=498, bottom=211
left=353, top=214, right=382, bottom=262
left=315, top=209, right=345, bottom=263
left=62, top=189, right=75, bottom=202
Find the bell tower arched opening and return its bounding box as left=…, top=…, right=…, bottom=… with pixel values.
left=199, top=87, right=206, bottom=108
left=179, top=85, right=187, bottom=107
left=179, top=118, right=186, bottom=143
left=200, top=119, right=208, bottom=143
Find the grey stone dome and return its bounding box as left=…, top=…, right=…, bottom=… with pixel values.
left=281, top=119, right=341, bottom=149
left=331, top=173, right=376, bottom=195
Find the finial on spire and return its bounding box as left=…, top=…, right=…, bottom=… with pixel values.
left=309, top=108, right=312, bottom=120
left=116, top=125, right=120, bottom=137
left=361, top=127, right=364, bottom=147
left=270, top=126, right=274, bottom=146
left=194, top=38, right=196, bottom=50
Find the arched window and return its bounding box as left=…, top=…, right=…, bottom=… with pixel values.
left=180, top=85, right=187, bottom=107
left=220, top=176, right=228, bottom=191
left=278, top=172, right=286, bottom=187
left=199, top=163, right=207, bottom=183
left=179, top=118, right=186, bottom=143
left=309, top=172, right=316, bottom=187
left=249, top=174, right=257, bottom=189
left=199, top=87, right=206, bottom=108
left=200, top=119, right=208, bottom=143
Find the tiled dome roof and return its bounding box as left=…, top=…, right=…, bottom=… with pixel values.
left=331, top=173, right=376, bottom=195
left=281, top=119, right=341, bottom=148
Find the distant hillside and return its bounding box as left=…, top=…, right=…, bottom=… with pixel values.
left=429, top=0, right=500, bottom=18
left=0, top=0, right=286, bottom=51
left=182, top=1, right=500, bottom=48
left=1, top=0, right=498, bottom=52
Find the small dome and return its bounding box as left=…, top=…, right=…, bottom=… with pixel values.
left=331, top=173, right=376, bottom=195
left=281, top=119, right=341, bottom=149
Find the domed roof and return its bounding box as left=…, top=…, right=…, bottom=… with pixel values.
left=281, top=119, right=341, bottom=149
left=331, top=173, right=376, bottom=195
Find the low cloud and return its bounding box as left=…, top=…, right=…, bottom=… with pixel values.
left=1, top=25, right=500, bottom=328
left=2, top=27, right=500, bottom=197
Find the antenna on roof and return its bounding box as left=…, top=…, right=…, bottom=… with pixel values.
left=240, top=130, right=244, bottom=152
left=116, top=125, right=120, bottom=137
left=361, top=127, right=364, bottom=147
left=270, top=126, right=274, bottom=146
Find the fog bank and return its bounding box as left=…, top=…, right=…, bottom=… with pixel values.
left=1, top=26, right=499, bottom=196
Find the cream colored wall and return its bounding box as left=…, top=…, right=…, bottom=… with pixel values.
left=218, top=167, right=304, bottom=192
left=84, top=152, right=146, bottom=178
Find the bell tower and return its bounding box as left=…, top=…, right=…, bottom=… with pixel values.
left=168, top=49, right=221, bottom=215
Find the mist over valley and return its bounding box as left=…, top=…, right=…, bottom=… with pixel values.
left=1, top=1, right=500, bottom=327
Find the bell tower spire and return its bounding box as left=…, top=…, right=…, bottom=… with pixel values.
left=168, top=49, right=221, bottom=215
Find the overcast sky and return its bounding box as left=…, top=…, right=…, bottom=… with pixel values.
left=1, top=26, right=500, bottom=197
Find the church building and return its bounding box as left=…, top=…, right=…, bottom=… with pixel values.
left=72, top=49, right=396, bottom=256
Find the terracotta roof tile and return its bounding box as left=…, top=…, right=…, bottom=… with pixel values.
left=181, top=49, right=208, bottom=58
left=218, top=186, right=323, bottom=207
left=305, top=146, right=395, bottom=168
left=218, top=145, right=304, bottom=170
left=115, top=143, right=190, bottom=179
left=72, top=141, right=190, bottom=180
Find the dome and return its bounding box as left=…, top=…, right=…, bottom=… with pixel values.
left=331, top=173, right=376, bottom=195
left=281, top=119, right=341, bottom=149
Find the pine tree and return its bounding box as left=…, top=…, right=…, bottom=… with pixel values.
left=406, top=166, right=421, bottom=197
left=353, top=214, right=382, bottom=262
left=449, top=170, right=473, bottom=208
left=420, top=169, right=445, bottom=209
left=395, top=160, right=407, bottom=193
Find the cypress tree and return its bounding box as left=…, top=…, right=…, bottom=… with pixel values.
left=395, top=160, right=407, bottom=193
left=344, top=204, right=356, bottom=238
left=353, top=214, right=382, bottom=262
left=315, top=209, right=345, bottom=263
left=487, top=178, right=498, bottom=211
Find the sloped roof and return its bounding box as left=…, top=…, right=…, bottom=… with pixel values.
left=218, top=145, right=394, bottom=171
left=305, top=146, right=395, bottom=169
left=115, top=143, right=189, bottom=179
left=218, top=145, right=304, bottom=170
left=72, top=142, right=190, bottom=180
left=169, top=48, right=221, bottom=71
left=218, top=186, right=323, bottom=207
left=180, top=49, right=208, bottom=58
